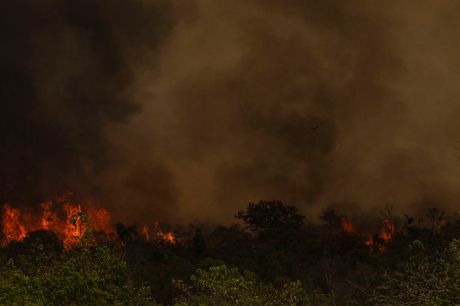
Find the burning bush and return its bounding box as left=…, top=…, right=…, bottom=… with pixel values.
left=0, top=198, right=176, bottom=249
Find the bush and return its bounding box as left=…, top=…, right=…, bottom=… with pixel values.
left=0, top=245, right=155, bottom=305
left=370, top=239, right=460, bottom=305
left=173, top=264, right=330, bottom=306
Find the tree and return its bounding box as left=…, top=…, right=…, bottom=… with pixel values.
left=370, top=239, right=460, bottom=305
left=193, top=228, right=207, bottom=259
left=0, top=259, right=44, bottom=305
left=0, top=212, right=154, bottom=305
left=173, top=265, right=315, bottom=306
left=0, top=245, right=155, bottom=305
left=116, top=223, right=138, bottom=244
left=236, top=201, right=304, bottom=234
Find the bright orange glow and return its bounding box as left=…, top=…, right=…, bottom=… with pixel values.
left=142, top=223, right=176, bottom=244
left=40, top=201, right=59, bottom=231
left=87, top=206, right=112, bottom=233
left=340, top=217, right=353, bottom=233
left=152, top=221, right=176, bottom=244
left=63, top=204, right=88, bottom=249
left=2, top=204, right=27, bottom=245
left=1, top=198, right=175, bottom=248
left=156, top=230, right=176, bottom=243
left=365, top=237, right=373, bottom=247
left=380, top=219, right=395, bottom=242
left=365, top=219, right=395, bottom=252
left=142, top=225, right=150, bottom=241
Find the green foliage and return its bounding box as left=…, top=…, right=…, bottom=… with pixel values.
left=173, top=265, right=319, bottom=306
left=43, top=247, right=136, bottom=305
left=0, top=259, right=44, bottom=305
left=5, top=204, right=460, bottom=305
left=370, top=239, right=460, bottom=305
left=0, top=244, right=154, bottom=306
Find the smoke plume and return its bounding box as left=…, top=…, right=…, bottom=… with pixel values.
left=2, top=0, right=460, bottom=223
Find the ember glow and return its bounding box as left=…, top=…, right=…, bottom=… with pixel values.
left=87, top=206, right=113, bottom=234
left=40, top=201, right=58, bottom=231
left=156, top=231, right=176, bottom=244
left=336, top=216, right=396, bottom=252
left=365, top=218, right=396, bottom=252
left=141, top=225, right=151, bottom=241
left=62, top=204, right=88, bottom=249
left=340, top=217, right=354, bottom=233
left=141, top=224, right=176, bottom=244
left=2, top=204, right=27, bottom=245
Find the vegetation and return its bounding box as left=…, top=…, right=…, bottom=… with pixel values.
left=173, top=265, right=315, bottom=306
left=371, top=239, right=460, bottom=305
left=0, top=245, right=152, bottom=305
left=2, top=200, right=460, bottom=305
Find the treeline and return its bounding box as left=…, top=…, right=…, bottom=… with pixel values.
left=1, top=201, right=460, bottom=305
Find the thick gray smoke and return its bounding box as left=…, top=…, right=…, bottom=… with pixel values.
left=2, top=0, right=460, bottom=223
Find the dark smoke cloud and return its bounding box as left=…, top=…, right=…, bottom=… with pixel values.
left=129, top=0, right=460, bottom=222
left=2, top=0, right=460, bottom=223
left=0, top=0, right=176, bottom=219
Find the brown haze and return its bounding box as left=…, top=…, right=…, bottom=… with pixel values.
left=1, top=0, right=460, bottom=224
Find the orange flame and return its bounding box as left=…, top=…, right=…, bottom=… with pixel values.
left=380, top=219, right=395, bottom=242
left=1, top=197, right=176, bottom=248
left=341, top=217, right=354, bottom=233
left=63, top=204, right=88, bottom=249
left=142, top=223, right=176, bottom=244
left=2, top=204, right=27, bottom=245
left=40, top=201, right=59, bottom=231
left=87, top=207, right=112, bottom=233
left=156, top=231, right=176, bottom=243
left=365, top=218, right=395, bottom=252
left=142, top=225, right=150, bottom=241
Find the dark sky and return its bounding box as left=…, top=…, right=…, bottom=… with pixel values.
left=2, top=0, right=460, bottom=223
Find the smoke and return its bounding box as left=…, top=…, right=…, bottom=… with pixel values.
left=0, top=0, right=176, bottom=219
left=2, top=0, right=460, bottom=223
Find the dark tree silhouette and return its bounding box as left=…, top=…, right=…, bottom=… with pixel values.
left=236, top=201, right=304, bottom=234
left=320, top=209, right=342, bottom=229
left=193, top=228, right=207, bottom=259
left=115, top=223, right=138, bottom=244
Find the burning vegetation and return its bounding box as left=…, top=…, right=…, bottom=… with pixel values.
left=1, top=197, right=395, bottom=252
left=0, top=0, right=459, bottom=303
left=2, top=199, right=460, bottom=305
left=1, top=195, right=176, bottom=249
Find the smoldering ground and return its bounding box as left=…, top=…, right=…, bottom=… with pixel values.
left=1, top=0, right=460, bottom=223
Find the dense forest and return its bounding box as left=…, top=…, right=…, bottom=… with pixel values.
left=1, top=200, right=460, bottom=305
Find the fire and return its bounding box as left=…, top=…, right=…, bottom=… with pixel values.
left=141, top=223, right=176, bottom=244
left=87, top=207, right=112, bottom=233
left=142, top=225, right=150, bottom=241
left=365, top=218, right=395, bottom=252
left=2, top=204, right=27, bottom=245
left=341, top=217, right=354, bottom=233
left=156, top=231, right=176, bottom=243
left=62, top=204, right=88, bottom=249
left=1, top=199, right=112, bottom=248
left=380, top=219, right=395, bottom=242
left=1, top=198, right=176, bottom=248
left=40, top=201, right=59, bottom=231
